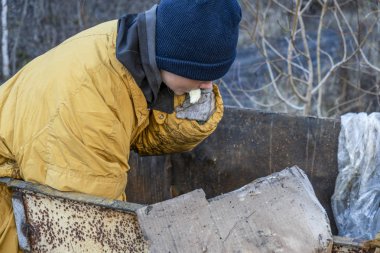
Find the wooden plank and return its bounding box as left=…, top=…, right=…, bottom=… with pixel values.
left=137, top=167, right=333, bottom=252
left=137, top=189, right=223, bottom=253
left=5, top=180, right=148, bottom=252
left=208, top=166, right=333, bottom=252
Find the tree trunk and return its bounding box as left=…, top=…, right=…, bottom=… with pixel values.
left=1, top=0, right=10, bottom=79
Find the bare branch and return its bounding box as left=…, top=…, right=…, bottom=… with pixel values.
left=298, top=14, right=314, bottom=115
left=327, top=92, right=367, bottom=116
left=240, top=0, right=259, bottom=42
left=316, top=1, right=328, bottom=117
left=239, top=83, right=282, bottom=108
left=339, top=76, right=380, bottom=96
left=219, top=79, right=244, bottom=108
left=234, top=74, right=282, bottom=93
left=263, top=38, right=310, bottom=74
left=261, top=0, right=304, bottom=110
left=334, top=0, right=380, bottom=71
left=311, top=1, right=357, bottom=95
left=319, top=47, right=335, bottom=68
left=287, top=1, right=308, bottom=103
left=299, top=0, right=314, bottom=15
left=264, top=40, right=304, bottom=110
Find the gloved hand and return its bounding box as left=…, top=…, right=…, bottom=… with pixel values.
left=175, top=88, right=215, bottom=123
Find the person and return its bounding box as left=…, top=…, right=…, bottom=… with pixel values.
left=0, top=0, right=241, bottom=251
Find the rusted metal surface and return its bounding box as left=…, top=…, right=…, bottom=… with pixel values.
left=6, top=180, right=148, bottom=253
left=7, top=179, right=144, bottom=212
left=127, top=107, right=341, bottom=234
left=12, top=190, right=31, bottom=252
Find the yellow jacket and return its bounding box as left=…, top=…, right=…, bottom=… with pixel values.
left=0, top=20, right=223, bottom=200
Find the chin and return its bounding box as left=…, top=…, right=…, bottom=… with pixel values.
left=174, top=91, right=186, bottom=96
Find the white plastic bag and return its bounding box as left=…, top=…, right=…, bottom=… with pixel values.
left=332, top=112, right=380, bottom=240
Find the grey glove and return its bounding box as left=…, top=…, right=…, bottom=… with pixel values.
left=175, top=88, right=216, bottom=122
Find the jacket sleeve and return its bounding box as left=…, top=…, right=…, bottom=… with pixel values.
left=132, top=85, right=224, bottom=155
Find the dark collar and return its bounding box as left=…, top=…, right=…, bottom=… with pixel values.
left=116, top=5, right=174, bottom=114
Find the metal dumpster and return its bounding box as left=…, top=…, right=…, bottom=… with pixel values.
left=1, top=107, right=374, bottom=252
left=126, top=107, right=341, bottom=233
left=0, top=177, right=370, bottom=253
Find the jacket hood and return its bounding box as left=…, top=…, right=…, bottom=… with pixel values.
left=116, top=5, right=174, bottom=113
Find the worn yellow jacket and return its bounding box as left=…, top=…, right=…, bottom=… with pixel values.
left=0, top=19, right=223, bottom=253
left=0, top=20, right=224, bottom=200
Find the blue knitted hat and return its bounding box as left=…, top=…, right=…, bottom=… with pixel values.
left=155, top=0, right=241, bottom=81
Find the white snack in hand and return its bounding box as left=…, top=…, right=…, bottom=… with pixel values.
left=189, top=89, right=201, bottom=104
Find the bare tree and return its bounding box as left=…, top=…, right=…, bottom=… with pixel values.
left=6, top=0, right=377, bottom=118
left=77, top=0, right=84, bottom=31
left=10, top=0, right=28, bottom=74
left=1, top=0, right=10, bottom=79
left=237, top=0, right=380, bottom=117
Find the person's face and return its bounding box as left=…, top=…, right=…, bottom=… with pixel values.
left=160, top=70, right=213, bottom=96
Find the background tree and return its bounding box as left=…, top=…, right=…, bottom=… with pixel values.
left=1, top=0, right=9, bottom=79
left=1, top=0, right=380, bottom=118
left=223, top=0, right=380, bottom=117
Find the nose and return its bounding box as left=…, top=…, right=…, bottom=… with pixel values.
left=199, top=81, right=213, bottom=89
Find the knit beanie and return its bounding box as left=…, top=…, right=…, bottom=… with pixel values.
left=155, top=0, right=241, bottom=81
